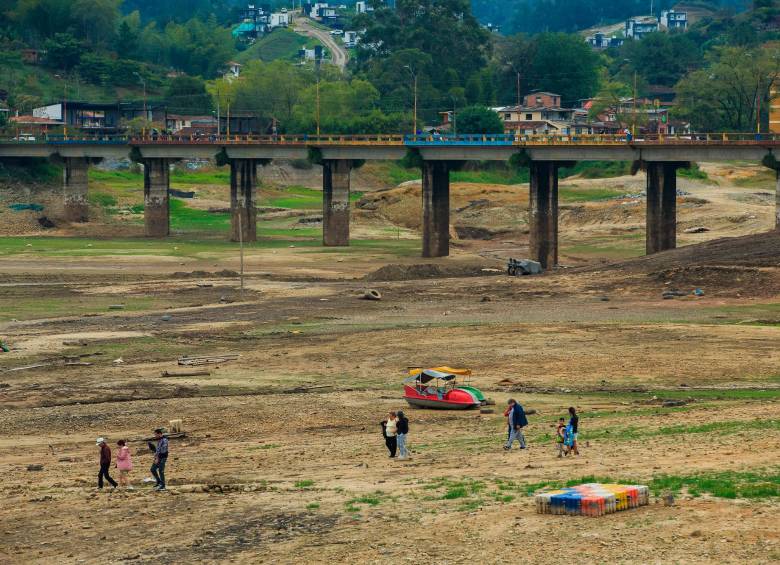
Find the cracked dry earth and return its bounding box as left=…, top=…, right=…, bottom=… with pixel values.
left=1, top=234, right=780, bottom=564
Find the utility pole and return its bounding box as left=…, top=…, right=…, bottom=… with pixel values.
left=316, top=59, right=321, bottom=136
left=632, top=70, right=638, bottom=137
left=404, top=65, right=417, bottom=134
left=134, top=72, right=147, bottom=136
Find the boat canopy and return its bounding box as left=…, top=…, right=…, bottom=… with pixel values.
left=403, top=368, right=457, bottom=384
left=408, top=366, right=472, bottom=377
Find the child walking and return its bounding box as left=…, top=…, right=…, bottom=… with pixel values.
left=555, top=417, right=566, bottom=458
left=116, top=439, right=133, bottom=489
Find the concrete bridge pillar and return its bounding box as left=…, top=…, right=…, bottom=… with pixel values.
left=63, top=157, right=89, bottom=222
left=322, top=159, right=352, bottom=246
left=529, top=161, right=560, bottom=269
left=143, top=159, right=171, bottom=238
left=776, top=169, right=780, bottom=231
left=230, top=159, right=258, bottom=243
left=422, top=160, right=450, bottom=258
left=646, top=162, right=685, bottom=254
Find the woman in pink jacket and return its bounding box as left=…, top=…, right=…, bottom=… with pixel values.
left=116, top=439, right=133, bottom=489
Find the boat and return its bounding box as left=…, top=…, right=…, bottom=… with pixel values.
left=403, top=367, right=485, bottom=410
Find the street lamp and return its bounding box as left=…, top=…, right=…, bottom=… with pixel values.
left=133, top=72, right=147, bottom=136
left=404, top=65, right=418, bottom=135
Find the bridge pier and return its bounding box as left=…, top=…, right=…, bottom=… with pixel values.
left=322, top=159, right=352, bottom=246
left=63, top=157, right=90, bottom=223
left=143, top=159, right=171, bottom=238
left=422, top=160, right=450, bottom=258
left=646, top=162, right=685, bottom=254
left=230, top=159, right=258, bottom=243
left=776, top=169, right=780, bottom=231
left=528, top=161, right=562, bottom=269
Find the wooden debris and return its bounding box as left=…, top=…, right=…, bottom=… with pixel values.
left=178, top=353, right=240, bottom=366
left=161, top=369, right=211, bottom=378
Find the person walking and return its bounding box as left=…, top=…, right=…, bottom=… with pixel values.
left=116, top=439, right=133, bottom=489
left=148, top=428, right=169, bottom=491
left=381, top=412, right=398, bottom=458
left=96, top=438, right=117, bottom=489
left=567, top=407, right=580, bottom=456
left=396, top=410, right=410, bottom=460
left=503, top=399, right=529, bottom=450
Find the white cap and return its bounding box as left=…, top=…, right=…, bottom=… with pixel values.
left=96, top=437, right=105, bottom=445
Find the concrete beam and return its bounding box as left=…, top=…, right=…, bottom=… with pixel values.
left=529, top=161, right=559, bottom=269
left=320, top=147, right=406, bottom=161
left=224, top=146, right=309, bottom=160
left=422, top=161, right=450, bottom=257
left=646, top=162, right=684, bottom=254
left=322, top=159, right=352, bottom=246
left=230, top=159, right=258, bottom=243
left=63, top=157, right=89, bottom=223
left=143, top=159, right=170, bottom=238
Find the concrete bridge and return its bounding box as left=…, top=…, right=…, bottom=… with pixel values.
left=1, top=133, right=779, bottom=268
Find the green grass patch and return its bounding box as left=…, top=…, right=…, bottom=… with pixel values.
left=237, top=28, right=319, bottom=63
left=169, top=198, right=230, bottom=232
left=450, top=169, right=528, bottom=185
left=88, top=192, right=118, bottom=208
left=0, top=295, right=163, bottom=323
left=678, top=163, right=709, bottom=180
left=171, top=169, right=230, bottom=185
left=0, top=158, right=61, bottom=185
left=733, top=169, right=775, bottom=188
left=560, top=161, right=631, bottom=179
left=294, top=480, right=315, bottom=489
left=559, top=187, right=626, bottom=202
left=348, top=494, right=383, bottom=506
left=89, top=169, right=141, bottom=184
left=306, top=502, right=320, bottom=510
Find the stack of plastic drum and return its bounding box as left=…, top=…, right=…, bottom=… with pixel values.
left=535, top=483, right=650, bottom=517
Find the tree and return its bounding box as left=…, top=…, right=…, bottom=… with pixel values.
left=166, top=75, right=212, bottom=113
left=70, top=0, right=121, bottom=45
left=526, top=33, right=601, bottom=105
left=455, top=105, right=504, bottom=134
left=44, top=33, right=83, bottom=70
left=229, top=61, right=312, bottom=130
left=588, top=71, right=648, bottom=130
left=674, top=46, right=780, bottom=131
left=619, top=32, right=703, bottom=87
left=355, top=0, right=491, bottom=93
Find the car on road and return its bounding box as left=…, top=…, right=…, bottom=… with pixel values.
left=329, top=29, right=343, bottom=35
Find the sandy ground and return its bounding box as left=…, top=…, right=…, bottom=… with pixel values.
left=0, top=163, right=779, bottom=564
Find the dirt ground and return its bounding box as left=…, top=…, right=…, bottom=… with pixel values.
left=0, top=162, right=779, bottom=564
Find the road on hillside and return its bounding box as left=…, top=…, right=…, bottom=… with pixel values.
left=293, top=17, right=349, bottom=70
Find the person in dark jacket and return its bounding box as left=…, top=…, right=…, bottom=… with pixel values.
left=148, top=428, right=169, bottom=491
left=503, top=399, right=529, bottom=450
left=96, top=437, right=117, bottom=489
left=396, top=410, right=410, bottom=459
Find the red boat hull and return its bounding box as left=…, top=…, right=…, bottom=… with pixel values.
left=403, top=385, right=480, bottom=410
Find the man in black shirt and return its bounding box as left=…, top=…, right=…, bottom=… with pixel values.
left=568, top=407, right=580, bottom=456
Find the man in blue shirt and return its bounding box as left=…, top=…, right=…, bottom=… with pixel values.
left=504, top=398, right=529, bottom=450
left=148, top=428, right=169, bottom=491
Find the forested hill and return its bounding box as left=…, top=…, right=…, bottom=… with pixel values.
left=472, top=0, right=751, bottom=34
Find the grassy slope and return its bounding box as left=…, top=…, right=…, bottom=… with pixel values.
left=236, top=28, right=322, bottom=63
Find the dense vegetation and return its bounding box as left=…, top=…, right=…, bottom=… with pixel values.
left=0, top=0, right=778, bottom=134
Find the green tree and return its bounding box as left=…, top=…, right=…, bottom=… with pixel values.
left=526, top=33, right=601, bottom=105
left=355, top=0, right=491, bottom=92
left=619, top=32, right=702, bottom=87
left=674, top=46, right=780, bottom=131
left=166, top=75, right=212, bottom=113
left=455, top=105, right=504, bottom=134
left=465, top=75, right=483, bottom=105
left=44, top=33, right=83, bottom=70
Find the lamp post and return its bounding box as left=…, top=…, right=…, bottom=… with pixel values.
left=54, top=74, right=68, bottom=139
left=505, top=60, right=521, bottom=109
left=450, top=93, right=458, bottom=135
left=404, top=65, right=417, bottom=135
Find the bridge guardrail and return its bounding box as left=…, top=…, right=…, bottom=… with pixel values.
left=1, top=133, right=778, bottom=146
